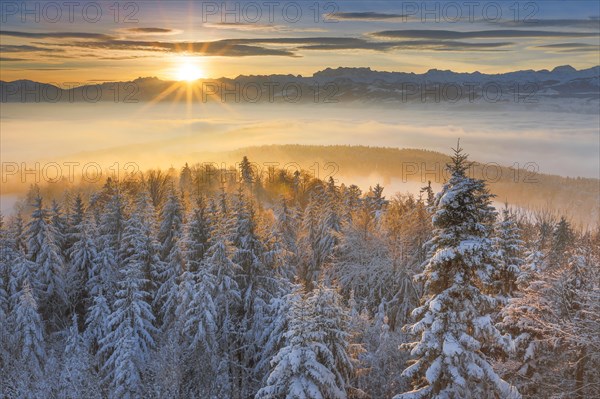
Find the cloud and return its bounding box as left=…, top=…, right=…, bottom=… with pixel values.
left=1, top=30, right=554, bottom=59
left=0, top=57, right=28, bottom=61
left=55, top=37, right=367, bottom=57
left=14, top=68, right=74, bottom=70
left=535, top=43, right=600, bottom=53
left=226, top=37, right=366, bottom=45
left=202, top=22, right=327, bottom=33
left=51, top=35, right=514, bottom=56
left=330, top=12, right=408, bottom=21
left=64, top=39, right=297, bottom=57
left=493, top=18, right=600, bottom=29
left=0, top=44, right=64, bottom=53
left=126, top=27, right=174, bottom=34
left=298, top=40, right=512, bottom=51
left=96, top=55, right=153, bottom=60
left=0, top=30, right=113, bottom=40
left=371, top=29, right=600, bottom=40
left=202, top=22, right=287, bottom=32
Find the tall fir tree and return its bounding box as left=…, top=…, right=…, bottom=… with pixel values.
left=26, top=195, right=67, bottom=323
left=99, top=252, right=157, bottom=399
left=256, top=287, right=346, bottom=399
left=68, top=214, right=98, bottom=318
left=395, top=143, right=520, bottom=399
left=492, top=206, right=525, bottom=299
left=58, top=314, right=100, bottom=399
left=308, top=285, right=354, bottom=393
left=232, top=188, right=281, bottom=397
left=120, top=190, right=160, bottom=301
left=84, top=291, right=111, bottom=363
left=203, top=192, right=242, bottom=398
left=14, top=280, right=46, bottom=387
left=184, top=195, right=211, bottom=272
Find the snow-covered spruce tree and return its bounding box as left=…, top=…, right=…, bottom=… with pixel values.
left=0, top=214, right=13, bottom=395
left=90, top=188, right=127, bottom=303
left=395, top=143, right=520, bottom=399
left=307, top=284, right=354, bottom=393
left=158, top=189, right=185, bottom=262
left=13, top=279, right=46, bottom=395
left=120, top=190, right=160, bottom=302
left=548, top=216, right=574, bottom=268
left=155, top=189, right=186, bottom=329
left=184, top=195, right=211, bottom=273
left=180, top=163, right=193, bottom=194
left=68, top=194, right=86, bottom=239
left=232, top=187, right=284, bottom=397
left=50, top=199, right=69, bottom=260
left=151, top=190, right=191, bottom=397
left=7, top=211, right=28, bottom=255
left=256, top=287, right=346, bottom=399
left=99, top=247, right=157, bottom=399
left=89, top=242, right=118, bottom=303
left=323, top=177, right=342, bottom=245
left=366, top=183, right=388, bottom=218
left=3, top=238, right=36, bottom=311
left=178, top=267, right=219, bottom=397
left=298, top=186, right=332, bottom=289
left=340, top=184, right=362, bottom=223
left=150, top=201, right=216, bottom=399
left=240, top=155, right=254, bottom=186
left=98, top=189, right=126, bottom=259
left=26, top=195, right=67, bottom=325
left=97, top=190, right=158, bottom=397
left=254, top=286, right=296, bottom=389
left=420, top=181, right=435, bottom=209
left=273, top=196, right=299, bottom=279
left=203, top=193, right=242, bottom=398
left=492, top=205, right=525, bottom=299
left=68, top=213, right=98, bottom=319
left=84, top=290, right=111, bottom=363
left=58, top=314, right=100, bottom=399
left=0, top=215, right=9, bottom=362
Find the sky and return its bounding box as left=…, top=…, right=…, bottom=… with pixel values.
left=1, top=0, right=599, bottom=82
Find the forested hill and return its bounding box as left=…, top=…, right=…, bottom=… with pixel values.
left=222, top=145, right=599, bottom=229
left=2, top=145, right=597, bottom=228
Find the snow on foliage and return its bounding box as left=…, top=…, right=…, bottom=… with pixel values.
left=1, top=155, right=597, bottom=399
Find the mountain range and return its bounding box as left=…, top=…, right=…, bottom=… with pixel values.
left=2, top=65, right=598, bottom=111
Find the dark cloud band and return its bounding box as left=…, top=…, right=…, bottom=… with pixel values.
left=372, top=29, right=600, bottom=39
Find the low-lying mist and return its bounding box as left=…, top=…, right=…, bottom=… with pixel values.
left=2, top=102, right=597, bottom=178
left=2, top=102, right=598, bottom=227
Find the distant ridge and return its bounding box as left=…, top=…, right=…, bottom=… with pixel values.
left=225, top=145, right=599, bottom=229
left=1, top=65, right=598, bottom=108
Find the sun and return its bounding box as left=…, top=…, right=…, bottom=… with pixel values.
left=176, top=60, right=204, bottom=82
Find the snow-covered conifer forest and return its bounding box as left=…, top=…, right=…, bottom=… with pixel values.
left=1, top=146, right=598, bottom=399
